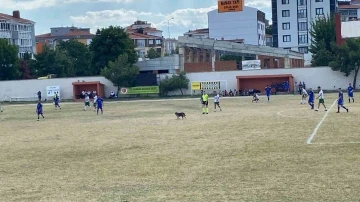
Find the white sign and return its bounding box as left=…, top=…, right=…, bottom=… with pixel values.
left=46, top=86, right=60, bottom=97
left=242, top=60, right=261, bottom=70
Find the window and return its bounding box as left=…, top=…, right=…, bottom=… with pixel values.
left=258, top=23, right=260, bottom=29
left=298, top=47, right=308, bottom=53
left=298, top=0, right=306, bottom=6
left=282, top=10, right=290, bottom=17
left=149, top=40, right=153, bottom=45
left=349, top=10, right=357, bottom=16
left=282, top=0, right=289, bottom=4
left=315, top=0, right=323, bottom=2
left=283, top=35, right=291, bottom=42
left=316, top=8, right=324, bottom=15
left=282, top=22, right=290, bottom=30
left=298, top=22, right=308, bottom=31
left=259, top=34, right=261, bottom=40
left=298, top=34, right=308, bottom=44
left=298, top=9, right=307, bottom=18
left=156, top=39, right=161, bottom=45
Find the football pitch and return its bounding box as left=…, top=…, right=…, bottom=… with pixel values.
left=1, top=94, right=360, bottom=201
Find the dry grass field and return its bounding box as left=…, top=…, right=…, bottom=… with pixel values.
left=1, top=94, right=360, bottom=202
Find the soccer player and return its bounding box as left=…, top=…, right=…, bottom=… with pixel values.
left=96, top=96, right=104, bottom=115
left=337, top=88, right=349, bottom=113
left=252, top=93, right=259, bottom=103
left=348, top=83, right=355, bottom=103
left=265, top=85, right=271, bottom=101
left=84, top=94, right=91, bottom=111
left=54, top=93, right=61, bottom=110
left=308, top=88, right=315, bottom=110
left=36, top=101, right=45, bottom=121
left=300, top=88, right=308, bottom=104
left=93, top=94, right=98, bottom=111
left=201, top=91, right=209, bottom=114
left=214, top=92, right=222, bottom=112
left=315, top=86, right=327, bottom=111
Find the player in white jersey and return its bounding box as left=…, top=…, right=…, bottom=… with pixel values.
left=84, top=94, right=91, bottom=111
left=93, top=95, right=98, bottom=111
left=315, top=86, right=327, bottom=111
left=252, top=93, right=259, bottom=103
left=214, top=93, right=222, bottom=112
left=300, top=88, right=308, bottom=104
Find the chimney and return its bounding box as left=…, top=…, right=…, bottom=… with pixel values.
left=13, top=10, right=20, bottom=18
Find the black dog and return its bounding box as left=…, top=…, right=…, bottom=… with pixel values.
left=175, top=112, right=186, bottom=119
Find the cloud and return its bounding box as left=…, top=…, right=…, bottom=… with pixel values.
left=0, top=0, right=137, bottom=10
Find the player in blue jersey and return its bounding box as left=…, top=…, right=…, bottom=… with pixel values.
left=347, top=83, right=354, bottom=103
left=96, top=96, right=103, bottom=115
left=54, top=93, right=61, bottom=110
left=337, top=88, right=349, bottom=113
left=36, top=101, right=45, bottom=120
left=265, top=85, right=271, bottom=101
left=308, top=88, right=315, bottom=110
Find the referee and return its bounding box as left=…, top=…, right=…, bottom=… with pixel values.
left=201, top=91, right=209, bottom=114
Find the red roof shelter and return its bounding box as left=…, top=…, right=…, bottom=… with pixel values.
left=236, top=74, right=294, bottom=92
left=72, top=81, right=105, bottom=100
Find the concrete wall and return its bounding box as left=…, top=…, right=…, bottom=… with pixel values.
left=137, top=55, right=179, bottom=73
left=0, top=76, right=117, bottom=101
left=160, top=67, right=360, bottom=95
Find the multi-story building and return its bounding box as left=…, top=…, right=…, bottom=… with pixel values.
left=125, top=20, right=164, bottom=60
left=272, top=0, right=337, bottom=66
left=163, top=38, right=178, bottom=55
left=35, top=26, right=94, bottom=53
left=0, top=11, right=36, bottom=58
left=266, top=34, right=273, bottom=46
left=339, top=0, right=360, bottom=21
left=183, top=28, right=209, bottom=39
left=208, top=6, right=266, bottom=45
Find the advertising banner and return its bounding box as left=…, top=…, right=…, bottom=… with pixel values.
left=120, top=86, right=159, bottom=94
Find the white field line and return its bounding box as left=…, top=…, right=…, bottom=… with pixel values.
left=306, top=99, right=337, bottom=145
left=312, top=142, right=360, bottom=145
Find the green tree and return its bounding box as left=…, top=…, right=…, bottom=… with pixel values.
left=90, top=26, right=137, bottom=75
left=146, top=48, right=161, bottom=59
left=174, top=46, right=179, bottom=54
left=329, top=38, right=360, bottom=88
left=220, top=54, right=242, bottom=64
left=159, top=72, right=189, bottom=96
left=101, top=53, right=139, bottom=95
left=57, top=39, right=92, bottom=76
left=19, top=52, right=32, bottom=79
left=30, top=45, right=74, bottom=78
left=265, top=25, right=272, bottom=35
left=0, top=39, right=19, bottom=80
left=309, top=14, right=336, bottom=66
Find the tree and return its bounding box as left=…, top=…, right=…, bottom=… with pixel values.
left=174, top=46, right=179, bottom=54
left=29, top=45, right=74, bottom=78
left=19, top=52, right=32, bottom=79
left=309, top=14, right=336, bottom=66
left=159, top=72, right=189, bottom=96
left=0, top=39, right=19, bottom=80
left=90, top=26, right=137, bottom=75
left=101, top=53, right=139, bottom=95
left=220, top=54, right=242, bottom=64
left=57, top=39, right=92, bottom=76
left=329, top=38, right=360, bottom=88
left=265, top=25, right=272, bottom=35
left=146, top=48, right=161, bottom=59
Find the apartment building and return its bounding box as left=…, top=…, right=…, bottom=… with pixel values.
left=272, top=0, right=337, bottom=66
left=183, top=28, right=209, bottom=39
left=126, top=20, right=164, bottom=60
left=339, top=0, right=360, bottom=21
left=208, top=6, right=266, bottom=45
left=163, top=38, right=178, bottom=55
left=0, top=11, right=36, bottom=58
left=35, top=26, right=94, bottom=53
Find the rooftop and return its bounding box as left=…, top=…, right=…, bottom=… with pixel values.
left=36, top=29, right=94, bottom=38
left=184, top=28, right=209, bottom=35
left=0, top=12, right=34, bottom=24
left=128, top=32, right=162, bottom=39
left=339, top=4, right=360, bottom=8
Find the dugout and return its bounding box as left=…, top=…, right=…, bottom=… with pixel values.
left=236, top=74, right=294, bottom=93
left=72, top=81, right=105, bottom=100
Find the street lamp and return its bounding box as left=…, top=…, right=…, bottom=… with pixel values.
left=167, top=17, right=174, bottom=39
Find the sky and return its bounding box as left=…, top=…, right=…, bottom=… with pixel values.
left=0, top=0, right=271, bottom=38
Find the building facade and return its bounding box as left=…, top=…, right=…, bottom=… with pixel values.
left=126, top=20, right=164, bottom=60
left=0, top=11, right=36, bottom=58
left=35, top=27, right=94, bottom=53
left=183, top=28, right=209, bottom=39
left=339, top=0, right=360, bottom=21
left=272, top=0, right=337, bottom=66
left=208, top=6, right=266, bottom=45
left=163, top=38, right=178, bottom=55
